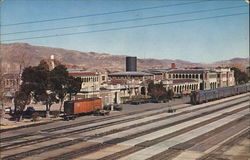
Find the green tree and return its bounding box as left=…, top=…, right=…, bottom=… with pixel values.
left=21, top=62, right=82, bottom=116
left=67, top=76, right=82, bottom=100
left=50, top=65, right=69, bottom=112
left=148, top=81, right=167, bottom=101
left=231, top=67, right=248, bottom=84
left=50, top=65, right=82, bottom=112
left=166, top=88, right=174, bottom=100
left=21, top=62, right=57, bottom=117
left=141, top=87, right=146, bottom=95
left=14, top=91, right=30, bottom=121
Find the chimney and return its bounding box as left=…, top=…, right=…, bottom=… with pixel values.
left=171, top=63, right=176, bottom=69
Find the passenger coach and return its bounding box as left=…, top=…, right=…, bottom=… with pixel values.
left=190, top=84, right=249, bottom=105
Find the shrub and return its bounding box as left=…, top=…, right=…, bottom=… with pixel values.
left=52, top=111, right=60, bottom=118
left=32, top=112, right=40, bottom=121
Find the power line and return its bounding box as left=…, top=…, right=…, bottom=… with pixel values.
left=2, top=12, right=247, bottom=42
left=1, top=5, right=246, bottom=36
left=1, top=0, right=212, bottom=27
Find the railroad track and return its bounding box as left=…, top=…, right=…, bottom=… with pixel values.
left=1, top=95, right=248, bottom=152
left=196, top=128, right=250, bottom=160
left=0, top=103, right=191, bottom=150
left=1, top=93, right=247, bottom=144
left=100, top=112, right=249, bottom=160
left=0, top=103, right=190, bottom=143
left=146, top=117, right=249, bottom=160
left=0, top=94, right=248, bottom=160
left=47, top=106, right=249, bottom=160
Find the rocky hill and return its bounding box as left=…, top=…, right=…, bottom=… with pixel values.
left=0, top=43, right=248, bottom=73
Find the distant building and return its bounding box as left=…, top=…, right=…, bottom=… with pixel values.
left=162, top=79, right=199, bottom=95
left=69, top=64, right=235, bottom=104
left=171, top=63, right=176, bottom=69
left=215, top=67, right=235, bottom=87
left=144, top=68, right=169, bottom=81
left=108, top=71, right=154, bottom=83
left=68, top=70, right=101, bottom=93
left=167, top=69, right=217, bottom=90
left=2, top=72, right=21, bottom=92
left=68, top=70, right=121, bottom=105
left=2, top=72, right=22, bottom=103
left=146, top=63, right=235, bottom=93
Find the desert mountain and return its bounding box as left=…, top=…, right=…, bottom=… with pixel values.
left=0, top=43, right=248, bottom=73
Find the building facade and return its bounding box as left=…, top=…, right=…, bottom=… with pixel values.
left=2, top=72, right=22, bottom=100
left=68, top=70, right=102, bottom=93
left=215, top=67, right=235, bottom=87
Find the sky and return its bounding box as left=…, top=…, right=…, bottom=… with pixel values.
left=0, top=0, right=249, bottom=63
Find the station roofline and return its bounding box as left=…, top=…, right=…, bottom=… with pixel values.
left=108, top=71, right=153, bottom=76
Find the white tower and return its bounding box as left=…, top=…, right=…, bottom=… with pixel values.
left=50, top=55, right=55, bottom=69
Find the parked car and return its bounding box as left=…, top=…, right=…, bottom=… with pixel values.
left=25, top=106, right=35, bottom=116
left=4, top=107, right=12, bottom=114
left=113, top=104, right=123, bottom=111
left=130, top=100, right=141, bottom=105
left=103, top=104, right=112, bottom=110
left=149, top=99, right=160, bottom=103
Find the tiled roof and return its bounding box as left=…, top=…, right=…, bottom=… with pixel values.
left=108, top=71, right=153, bottom=76
left=3, top=73, right=21, bottom=79
left=69, top=72, right=97, bottom=77
left=168, top=69, right=205, bottom=74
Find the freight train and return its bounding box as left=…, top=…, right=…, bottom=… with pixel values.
left=63, top=98, right=103, bottom=120
left=190, top=84, right=250, bottom=105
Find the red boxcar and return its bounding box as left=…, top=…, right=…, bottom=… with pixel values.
left=64, top=98, right=102, bottom=116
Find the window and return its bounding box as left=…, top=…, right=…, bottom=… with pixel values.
left=200, top=74, right=203, bottom=79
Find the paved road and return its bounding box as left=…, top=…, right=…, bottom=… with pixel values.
left=0, top=93, right=249, bottom=160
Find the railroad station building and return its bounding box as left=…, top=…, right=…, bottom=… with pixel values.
left=68, top=70, right=101, bottom=93
left=145, top=64, right=234, bottom=94
left=162, top=79, right=199, bottom=95
left=108, top=71, right=154, bottom=84
left=167, top=69, right=207, bottom=90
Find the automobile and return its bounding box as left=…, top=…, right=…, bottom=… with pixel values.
left=103, top=104, right=112, bottom=110
left=149, top=99, right=160, bottom=103
left=113, top=104, right=123, bottom=111
left=173, top=94, right=183, bottom=99
left=25, top=106, right=35, bottom=116
left=4, top=107, right=12, bottom=114
left=123, top=100, right=132, bottom=104
left=143, top=99, right=151, bottom=103
left=130, top=100, right=141, bottom=105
